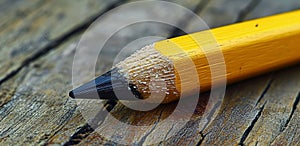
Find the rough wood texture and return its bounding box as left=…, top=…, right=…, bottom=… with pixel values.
left=0, top=37, right=80, bottom=145
left=0, top=35, right=115, bottom=145
left=0, top=0, right=299, bottom=145
left=0, top=0, right=118, bottom=82
left=0, top=0, right=120, bottom=145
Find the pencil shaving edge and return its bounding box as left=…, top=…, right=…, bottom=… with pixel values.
left=114, top=44, right=180, bottom=103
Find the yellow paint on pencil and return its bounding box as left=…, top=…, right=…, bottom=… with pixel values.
left=155, top=10, right=300, bottom=98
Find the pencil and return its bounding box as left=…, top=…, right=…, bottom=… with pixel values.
left=69, top=10, right=300, bottom=103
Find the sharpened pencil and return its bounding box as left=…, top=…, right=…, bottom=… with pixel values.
left=69, top=10, right=300, bottom=103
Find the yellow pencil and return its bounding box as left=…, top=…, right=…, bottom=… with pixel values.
left=69, top=10, right=300, bottom=103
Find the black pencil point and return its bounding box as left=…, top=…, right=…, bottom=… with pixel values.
left=69, top=90, right=75, bottom=98
left=69, top=68, right=142, bottom=101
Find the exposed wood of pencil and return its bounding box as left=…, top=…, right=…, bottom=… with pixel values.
left=154, top=10, right=300, bottom=102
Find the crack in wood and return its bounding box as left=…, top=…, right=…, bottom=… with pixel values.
left=235, top=0, right=262, bottom=22
left=282, top=92, right=300, bottom=131
left=255, top=141, right=258, bottom=146
left=195, top=131, right=206, bottom=146
left=161, top=123, right=175, bottom=144
left=199, top=99, right=222, bottom=132
left=178, top=99, right=220, bottom=145
left=270, top=92, right=300, bottom=145
left=255, top=76, right=273, bottom=106
left=136, top=107, right=165, bottom=145
left=62, top=123, right=94, bottom=145
left=63, top=100, right=118, bottom=145
left=238, top=102, right=266, bottom=146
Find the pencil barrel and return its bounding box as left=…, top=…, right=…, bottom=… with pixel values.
left=152, top=10, right=300, bottom=102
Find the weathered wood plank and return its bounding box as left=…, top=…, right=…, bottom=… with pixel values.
left=0, top=0, right=120, bottom=142
left=0, top=0, right=44, bottom=28
left=77, top=95, right=209, bottom=145
left=177, top=75, right=272, bottom=145
left=244, top=0, right=300, bottom=20
left=241, top=68, right=300, bottom=145
left=0, top=0, right=124, bottom=144
left=0, top=34, right=115, bottom=145
left=271, top=96, right=300, bottom=146
left=1, top=0, right=299, bottom=145
left=199, top=67, right=300, bottom=145
left=0, top=0, right=118, bottom=83
left=0, top=37, right=81, bottom=145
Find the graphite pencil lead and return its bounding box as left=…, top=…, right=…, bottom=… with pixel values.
left=69, top=68, right=143, bottom=101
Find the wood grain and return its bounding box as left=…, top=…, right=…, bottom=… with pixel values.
left=0, top=0, right=118, bottom=83
left=0, top=37, right=82, bottom=145
left=0, top=0, right=299, bottom=145
left=0, top=0, right=120, bottom=145
left=243, top=68, right=300, bottom=145
left=271, top=95, right=300, bottom=146
left=0, top=35, right=115, bottom=145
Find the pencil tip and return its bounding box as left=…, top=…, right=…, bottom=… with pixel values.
left=69, top=68, right=142, bottom=101
left=69, top=90, right=75, bottom=98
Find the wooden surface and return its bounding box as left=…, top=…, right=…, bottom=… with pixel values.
left=0, top=0, right=299, bottom=145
